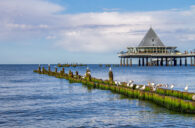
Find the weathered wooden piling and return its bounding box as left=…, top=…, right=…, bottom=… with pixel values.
left=68, top=70, right=73, bottom=78
left=55, top=66, right=57, bottom=73
left=33, top=66, right=195, bottom=114
left=75, top=71, right=78, bottom=76
left=48, top=64, right=51, bottom=72
left=38, top=64, right=41, bottom=72
left=108, top=67, right=113, bottom=82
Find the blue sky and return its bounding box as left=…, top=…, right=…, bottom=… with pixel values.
left=0, top=0, right=195, bottom=64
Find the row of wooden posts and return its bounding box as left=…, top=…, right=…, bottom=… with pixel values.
left=34, top=65, right=195, bottom=114
left=120, top=57, right=195, bottom=66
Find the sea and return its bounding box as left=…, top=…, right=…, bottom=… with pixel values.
left=0, top=64, right=194, bottom=128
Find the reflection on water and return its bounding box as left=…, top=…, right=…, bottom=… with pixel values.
left=0, top=65, right=194, bottom=128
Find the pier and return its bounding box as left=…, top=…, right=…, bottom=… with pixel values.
left=34, top=65, right=195, bottom=114
left=118, top=28, right=195, bottom=66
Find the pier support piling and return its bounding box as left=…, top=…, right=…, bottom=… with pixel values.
left=123, top=58, right=125, bottom=66
left=55, top=67, right=57, bottom=73
left=185, top=57, right=187, bottom=66
left=126, top=58, right=128, bottom=66
left=160, top=57, right=163, bottom=66
left=194, top=56, right=195, bottom=66
left=130, top=58, right=132, bottom=66
left=174, top=58, right=177, bottom=66
left=157, top=58, right=159, bottom=66
left=142, top=58, right=145, bottom=66
left=166, top=58, right=168, bottom=66
left=180, top=58, right=182, bottom=66
left=146, top=57, right=149, bottom=66
left=138, top=58, right=141, bottom=66
left=191, top=57, right=193, bottom=66
left=120, top=58, right=122, bottom=66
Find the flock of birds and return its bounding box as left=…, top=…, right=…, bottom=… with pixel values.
left=114, top=80, right=189, bottom=92
left=82, top=67, right=190, bottom=92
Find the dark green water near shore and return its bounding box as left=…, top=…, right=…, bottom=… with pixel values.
left=0, top=65, right=194, bottom=127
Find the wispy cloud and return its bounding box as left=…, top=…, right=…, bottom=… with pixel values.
left=0, top=0, right=195, bottom=52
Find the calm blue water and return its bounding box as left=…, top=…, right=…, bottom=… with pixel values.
left=0, top=64, right=194, bottom=128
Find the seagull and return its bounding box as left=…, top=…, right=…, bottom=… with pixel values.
left=109, top=67, right=112, bottom=71
left=130, top=83, right=134, bottom=88
left=152, top=86, right=157, bottom=91
left=170, top=84, right=174, bottom=89
left=129, top=80, right=133, bottom=84
left=127, top=80, right=133, bottom=87
left=164, top=84, right=168, bottom=88
left=48, top=64, right=50, bottom=66
left=115, top=81, right=118, bottom=86
left=184, top=85, right=188, bottom=92
left=151, top=82, right=155, bottom=87
left=140, top=85, right=145, bottom=90
left=136, top=85, right=140, bottom=89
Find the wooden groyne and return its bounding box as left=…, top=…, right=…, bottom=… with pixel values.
left=33, top=66, right=195, bottom=114
left=57, top=63, right=87, bottom=67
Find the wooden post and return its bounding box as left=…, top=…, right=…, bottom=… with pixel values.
left=191, top=57, right=192, bottom=66
left=120, top=58, right=122, bottom=66
left=75, top=71, right=78, bottom=76
left=142, top=57, right=145, bottom=66
left=126, top=58, right=128, bottom=66
left=55, top=66, right=57, bottom=73
left=180, top=58, right=182, bottom=66
left=129, top=58, right=132, bottom=66
left=166, top=58, right=168, bottom=66
left=194, top=56, right=195, bottom=66
left=174, top=58, right=177, bottom=66
left=160, top=57, right=163, bottom=66
left=38, top=64, right=41, bottom=72
left=69, top=70, right=73, bottom=78
left=146, top=57, right=148, bottom=66
left=61, top=67, right=64, bottom=74
left=138, top=58, right=141, bottom=66
left=123, top=58, right=125, bottom=66
left=42, top=67, right=45, bottom=73
left=48, top=64, right=50, bottom=72
left=109, top=67, right=113, bottom=82
left=157, top=57, right=159, bottom=66
left=185, top=57, right=187, bottom=66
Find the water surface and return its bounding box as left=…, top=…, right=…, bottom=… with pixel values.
left=0, top=65, right=194, bottom=128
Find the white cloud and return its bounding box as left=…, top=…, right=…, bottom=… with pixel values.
left=0, top=0, right=195, bottom=52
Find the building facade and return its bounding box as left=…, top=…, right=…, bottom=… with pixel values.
left=118, top=27, right=195, bottom=66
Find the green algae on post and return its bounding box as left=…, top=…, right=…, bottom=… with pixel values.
left=33, top=67, right=195, bottom=114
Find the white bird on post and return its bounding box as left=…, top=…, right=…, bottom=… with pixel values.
left=130, top=83, right=134, bottom=88
left=136, top=85, right=139, bottom=89
left=170, top=84, right=174, bottom=90
left=140, top=85, right=145, bottom=90
left=127, top=80, right=133, bottom=87
left=115, top=80, right=118, bottom=86
left=151, top=82, right=155, bottom=87
left=184, top=85, right=188, bottom=92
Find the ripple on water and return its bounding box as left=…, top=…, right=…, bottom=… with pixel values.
left=0, top=65, right=195, bottom=128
